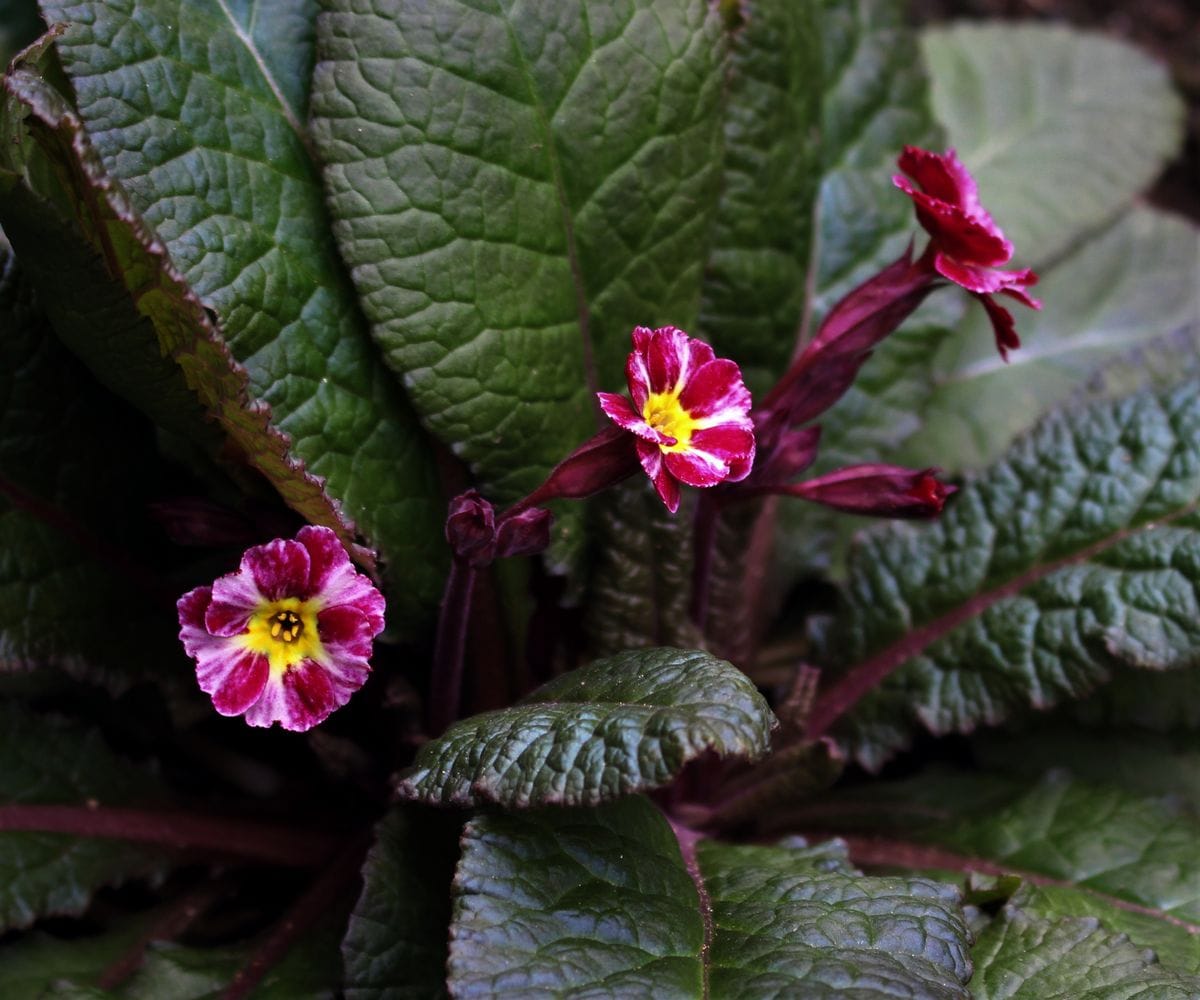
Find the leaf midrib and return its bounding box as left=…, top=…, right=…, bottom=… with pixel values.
left=493, top=1, right=599, bottom=405
left=806, top=495, right=1200, bottom=738
left=841, top=835, right=1200, bottom=936
left=210, top=0, right=314, bottom=160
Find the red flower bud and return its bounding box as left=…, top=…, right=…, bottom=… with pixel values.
left=788, top=464, right=956, bottom=519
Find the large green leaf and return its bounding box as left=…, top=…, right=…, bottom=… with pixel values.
left=0, top=33, right=402, bottom=601
left=341, top=808, right=460, bottom=1000
left=698, top=0, right=821, bottom=381
left=0, top=236, right=180, bottom=688
left=922, top=23, right=1185, bottom=266
left=448, top=797, right=972, bottom=997
left=800, top=765, right=1200, bottom=972
left=997, top=884, right=1200, bottom=979
left=812, top=383, right=1200, bottom=769
left=41, top=0, right=446, bottom=624
left=905, top=206, right=1200, bottom=472
left=397, top=647, right=773, bottom=808
left=311, top=0, right=726, bottom=506
left=970, top=902, right=1200, bottom=1000
left=0, top=704, right=170, bottom=931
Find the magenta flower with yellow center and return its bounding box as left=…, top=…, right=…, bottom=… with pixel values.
left=177, top=526, right=385, bottom=731
left=598, top=326, right=755, bottom=513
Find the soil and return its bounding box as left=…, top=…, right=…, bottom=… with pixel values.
left=910, top=0, right=1200, bottom=222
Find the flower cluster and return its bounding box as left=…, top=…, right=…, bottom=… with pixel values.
left=175, top=145, right=1037, bottom=732
left=178, top=526, right=384, bottom=732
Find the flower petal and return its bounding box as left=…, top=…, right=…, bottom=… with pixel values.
left=977, top=294, right=1022, bottom=362
left=636, top=439, right=680, bottom=513
left=317, top=605, right=375, bottom=662
left=899, top=186, right=1012, bottom=267
left=297, top=525, right=384, bottom=630
left=689, top=424, right=756, bottom=466
left=206, top=651, right=270, bottom=716
left=599, top=392, right=674, bottom=445
left=645, top=326, right=715, bottom=395
left=203, top=569, right=264, bottom=637
left=664, top=447, right=730, bottom=488
left=678, top=358, right=752, bottom=421
left=897, top=146, right=980, bottom=212
left=242, top=536, right=311, bottom=601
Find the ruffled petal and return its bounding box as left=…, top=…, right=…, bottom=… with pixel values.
left=204, top=568, right=263, bottom=637
left=645, top=326, right=715, bottom=394
left=297, top=525, right=384, bottom=630
left=899, top=187, right=1012, bottom=267
left=317, top=605, right=375, bottom=662
left=897, top=146, right=980, bottom=212
left=636, top=439, right=679, bottom=513
left=678, top=358, right=752, bottom=420
left=689, top=424, right=756, bottom=465
left=599, top=392, right=674, bottom=445
left=664, top=447, right=730, bottom=488
left=977, top=294, right=1022, bottom=362
left=205, top=650, right=270, bottom=716
left=242, top=537, right=311, bottom=601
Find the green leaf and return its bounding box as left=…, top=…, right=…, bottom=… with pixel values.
left=0, top=704, right=170, bottom=931
left=699, top=0, right=821, bottom=380
left=341, top=808, right=460, bottom=1000
left=0, top=36, right=396, bottom=597
left=582, top=481, right=703, bottom=658
left=904, top=207, right=1200, bottom=472
left=397, top=647, right=773, bottom=808
left=698, top=838, right=972, bottom=998
left=41, top=0, right=447, bottom=624
left=449, top=797, right=972, bottom=997
left=999, top=884, right=1200, bottom=979
left=922, top=23, right=1185, bottom=265
left=937, top=772, right=1200, bottom=931
left=0, top=236, right=180, bottom=688
left=806, top=765, right=1200, bottom=972
left=0, top=908, right=164, bottom=998
left=450, top=798, right=704, bottom=997
left=811, top=0, right=941, bottom=309
left=311, top=0, right=726, bottom=506
left=814, top=383, right=1200, bottom=769
left=971, top=903, right=1200, bottom=999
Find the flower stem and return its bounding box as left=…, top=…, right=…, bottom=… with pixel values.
left=0, top=805, right=338, bottom=866
left=428, top=556, right=475, bottom=736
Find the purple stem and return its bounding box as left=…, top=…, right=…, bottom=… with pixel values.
left=0, top=805, right=338, bottom=866
left=428, top=557, right=476, bottom=736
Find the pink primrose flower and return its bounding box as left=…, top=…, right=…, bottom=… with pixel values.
left=177, top=526, right=385, bottom=732
left=597, top=326, right=755, bottom=513
left=893, top=146, right=1041, bottom=360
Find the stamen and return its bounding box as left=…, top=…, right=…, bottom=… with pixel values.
left=269, top=609, right=304, bottom=643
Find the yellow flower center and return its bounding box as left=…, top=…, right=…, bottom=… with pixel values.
left=642, top=391, right=700, bottom=453
left=235, top=597, right=325, bottom=675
